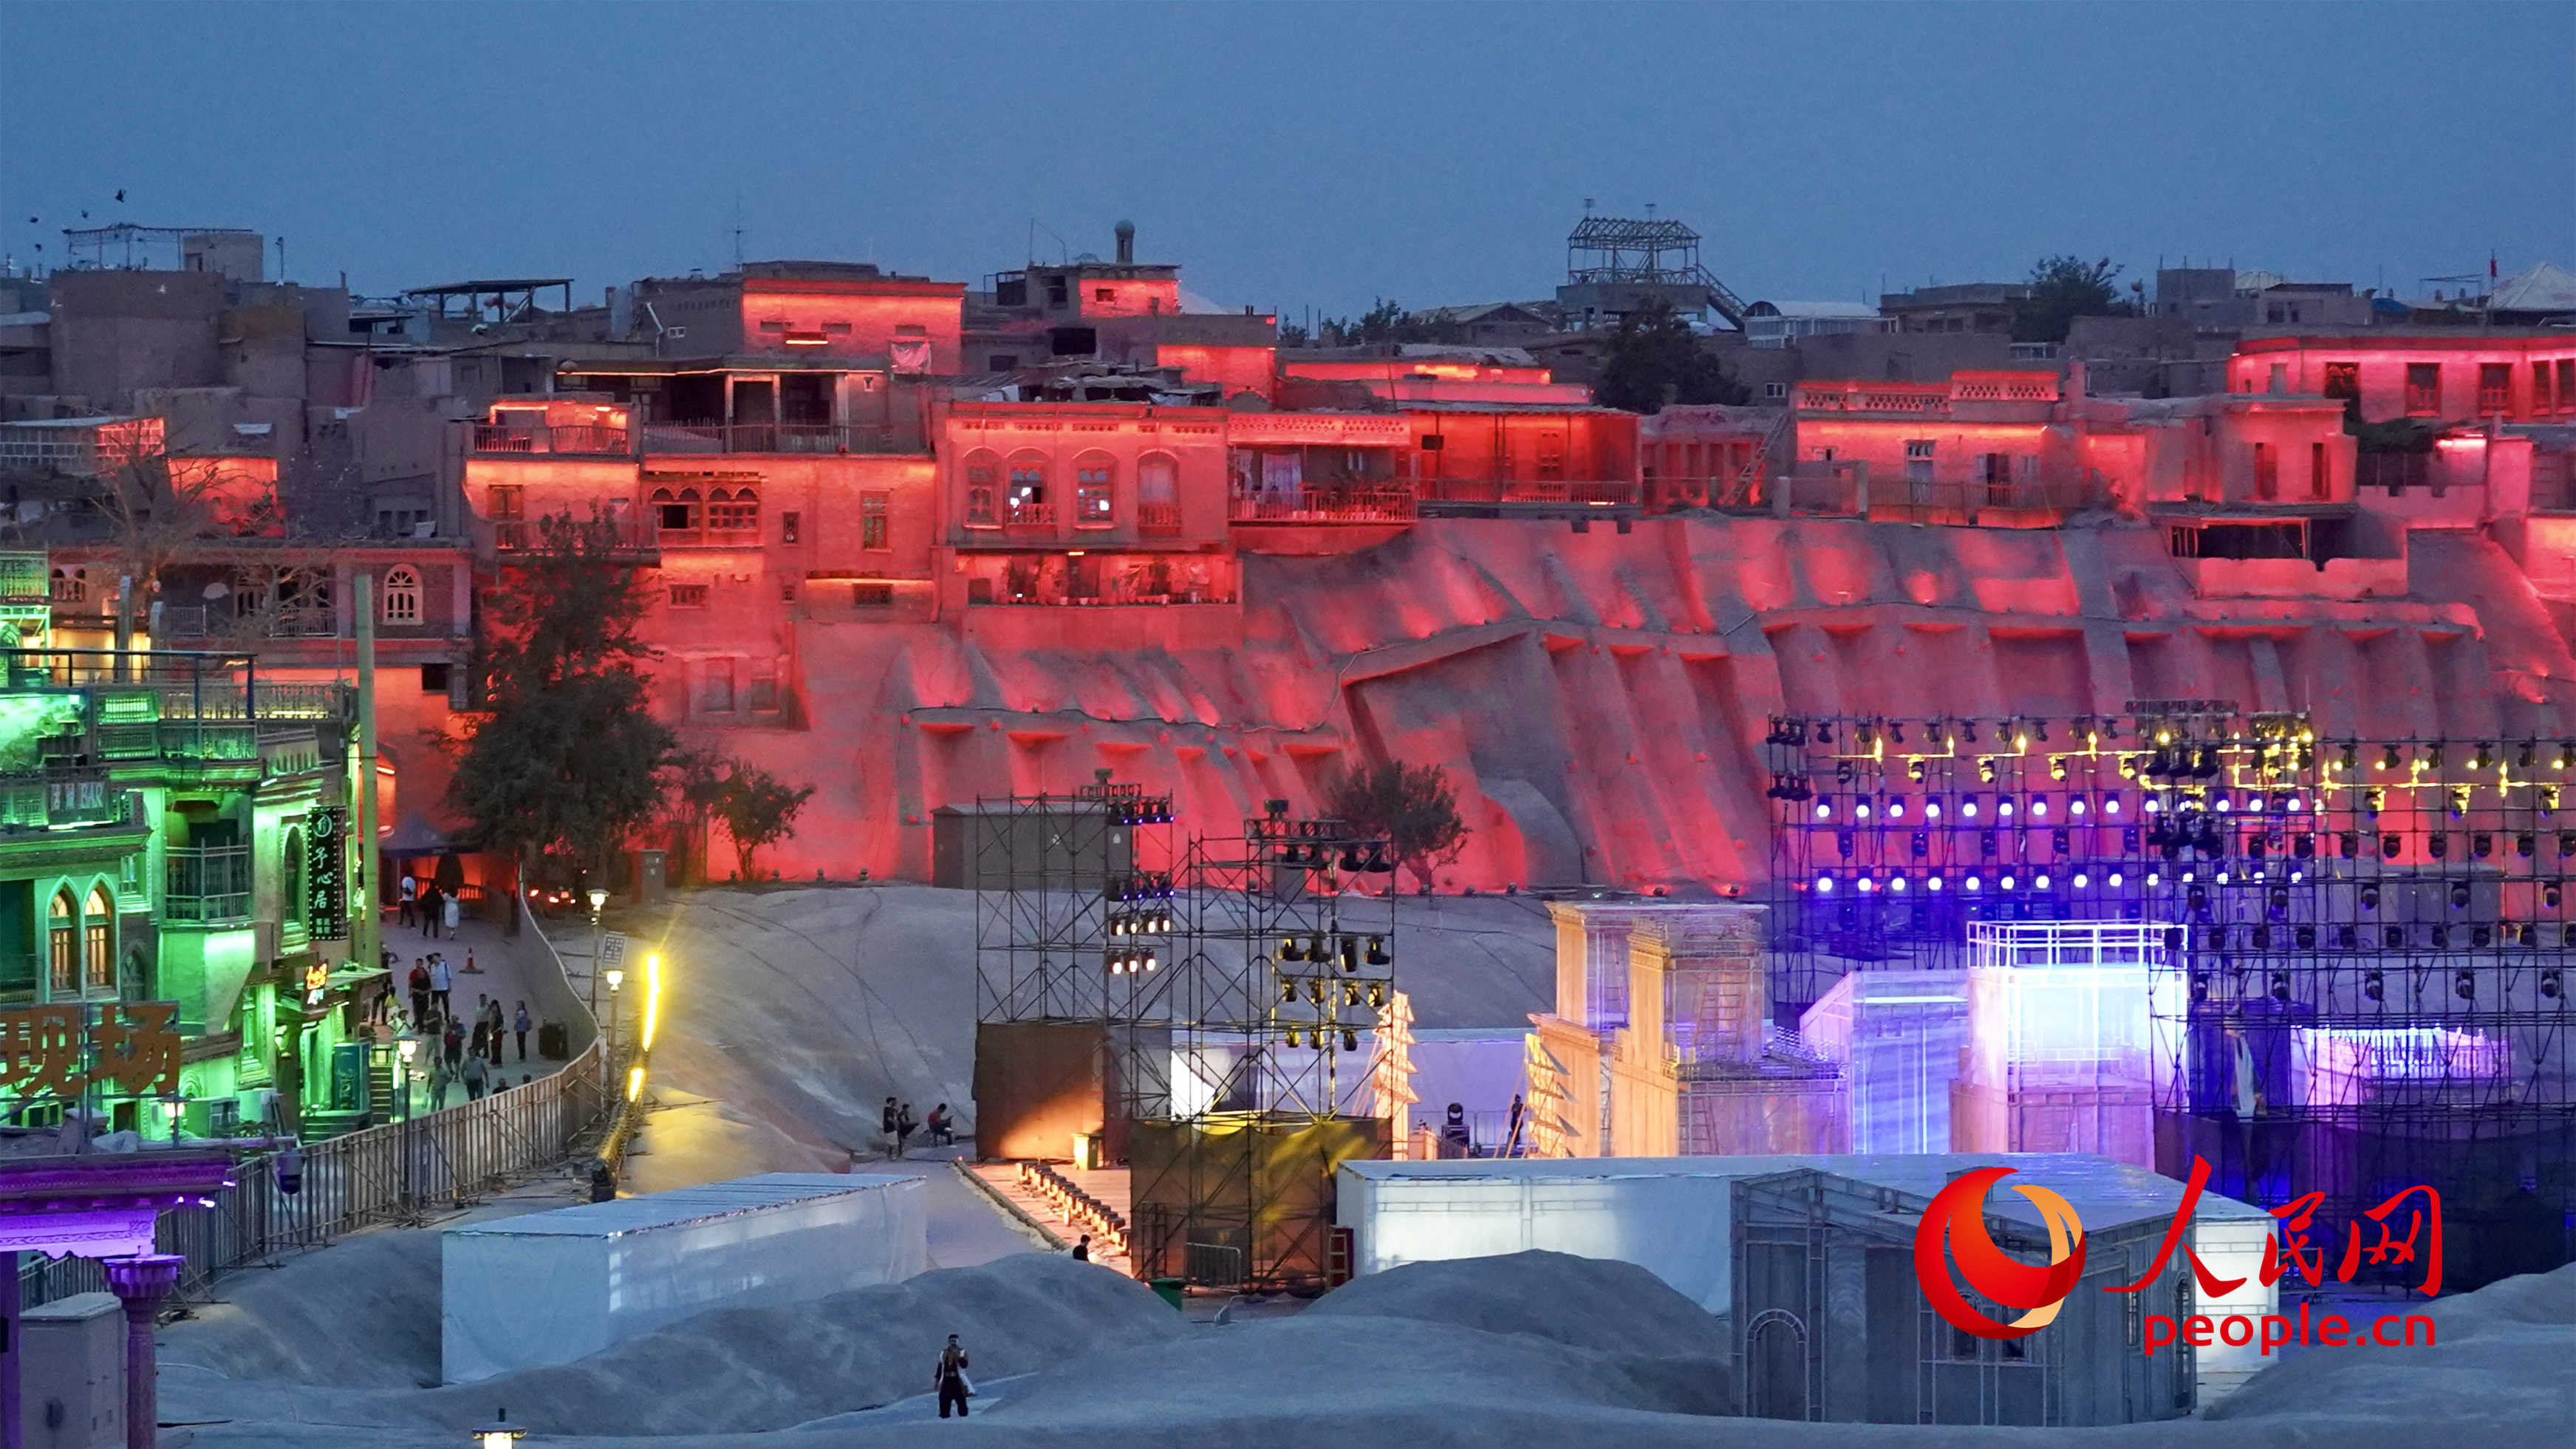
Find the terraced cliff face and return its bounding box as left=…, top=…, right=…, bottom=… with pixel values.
left=704, top=515, right=2576, bottom=890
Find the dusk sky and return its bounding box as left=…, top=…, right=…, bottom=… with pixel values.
left=4, top=1, right=2570, bottom=317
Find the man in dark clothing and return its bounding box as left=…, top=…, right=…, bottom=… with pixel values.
left=1071, top=1234, right=1090, bottom=1262
left=443, top=1017, right=464, bottom=1071
left=895, top=1102, right=918, bottom=1159
left=408, top=961, right=431, bottom=1023
left=925, top=1102, right=953, bottom=1147
left=882, top=1097, right=899, bottom=1159
left=934, top=1334, right=971, bottom=1419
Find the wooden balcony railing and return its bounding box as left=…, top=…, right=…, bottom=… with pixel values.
left=1415, top=480, right=1639, bottom=509
left=1002, top=502, right=1057, bottom=536
left=1228, top=489, right=1416, bottom=525
left=638, top=423, right=901, bottom=456
left=471, top=423, right=632, bottom=456
left=1136, top=502, right=1183, bottom=536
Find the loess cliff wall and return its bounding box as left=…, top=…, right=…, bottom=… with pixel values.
left=691, top=516, right=2576, bottom=890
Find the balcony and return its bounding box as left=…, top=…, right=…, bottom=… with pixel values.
left=1229, top=488, right=1417, bottom=525
left=471, top=421, right=631, bottom=456
left=1762, top=463, right=2108, bottom=526
left=1136, top=502, right=1183, bottom=537
left=1002, top=501, right=1057, bottom=536
left=0, top=768, right=128, bottom=831
left=165, top=845, right=253, bottom=924
left=488, top=516, right=660, bottom=560
left=1415, top=480, right=1639, bottom=517
left=638, top=422, right=900, bottom=456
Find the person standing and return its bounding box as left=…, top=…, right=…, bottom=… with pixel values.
left=417, top=882, right=439, bottom=938
left=469, top=999, right=491, bottom=1066
left=429, top=955, right=454, bottom=1016
left=933, top=1334, right=971, bottom=1419
left=443, top=1015, right=464, bottom=1073
left=484, top=998, right=507, bottom=1062
left=895, top=1102, right=918, bottom=1159
left=513, top=1001, right=532, bottom=1063
left=881, top=1097, right=899, bottom=1159
left=398, top=870, right=417, bottom=929
left=462, top=1049, right=488, bottom=1102
left=408, top=959, right=431, bottom=1023
left=442, top=889, right=461, bottom=940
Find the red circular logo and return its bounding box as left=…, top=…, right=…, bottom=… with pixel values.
left=1914, top=1166, right=2090, bottom=1340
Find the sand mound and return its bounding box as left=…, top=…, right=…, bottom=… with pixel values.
left=400, top=1252, right=1186, bottom=1438
left=2206, top=1262, right=2576, bottom=1440
left=1308, top=1249, right=1728, bottom=1360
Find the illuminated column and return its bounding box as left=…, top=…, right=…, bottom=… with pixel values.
left=103, top=1254, right=182, bottom=1449
left=353, top=572, right=379, bottom=985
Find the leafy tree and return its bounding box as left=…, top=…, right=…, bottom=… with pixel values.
left=1591, top=300, right=1750, bottom=414
left=661, top=746, right=731, bottom=884
left=2011, top=255, right=2130, bottom=344
left=447, top=511, right=674, bottom=896
left=712, top=762, right=815, bottom=882
left=1325, top=760, right=1469, bottom=891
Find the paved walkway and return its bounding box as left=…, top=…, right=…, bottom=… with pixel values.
left=378, top=904, right=597, bottom=1114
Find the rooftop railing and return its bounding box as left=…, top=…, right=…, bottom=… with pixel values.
left=637, top=422, right=902, bottom=456
left=1415, top=479, right=1639, bottom=509
left=1227, top=488, right=1418, bottom=524
left=470, top=422, right=632, bottom=456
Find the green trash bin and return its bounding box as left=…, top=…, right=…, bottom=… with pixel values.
left=1149, top=1277, right=1186, bottom=1310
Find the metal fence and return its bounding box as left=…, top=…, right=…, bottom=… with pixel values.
left=18, top=1037, right=605, bottom=1309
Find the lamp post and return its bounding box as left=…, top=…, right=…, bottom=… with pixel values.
left=585, top=887, right=609, bottom=1016
left=395, top=1034, right=419, bottom=1119
left=603, top=966, right=624, bottom=1065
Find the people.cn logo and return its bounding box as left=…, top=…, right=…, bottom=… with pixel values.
left=1913, top=1166, right=2089, bottom=1340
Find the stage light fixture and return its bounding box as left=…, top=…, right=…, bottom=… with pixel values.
left=2363, top=968, right=2385, bottom=1000
left=1925, top=876, right=1944, bottom=893
left=1366, top=935, right=1390, bottom=966
left=2050, top=759, right=2068, bottom=783
left=1964, top=876, right=1981, bottom=893
left=2379, top=746, right=2400, bottom=772
left=2521, top=834, right=2538, bottom=859
left=1814, top=874, right=1834, bottom=894
left=2455, top=969, right=2476, bottom=1000
left=1925, top=800, right=1944, bottom=821
left=1855, top=876, right=1874, bottom=894
left=1999, top=797, right=2016, bottom=819
left=2073, top=872, right=2090, bottom=888
left=1978, top=760, right=1997, bottom=784
left=1961, top=796, right=1980, bottom=819
left=2385, top=926, right=2407, bottom=949
left=1855, top=801, right=1872, bottom=820
left=2001, top=874, right=2017, bottom=890
left=1908, top=760, right=1927, bottom=785
left=2360, top=884, right=2380, bottom=910
left=2474, top=833, right=2494, bottom=859
left=1887, top=798, right=1905, bottom=819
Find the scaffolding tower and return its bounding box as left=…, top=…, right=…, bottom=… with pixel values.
left=1563, top=214, right=1749, bottom=329
left=1760, top=706, right=2575, bottom=1286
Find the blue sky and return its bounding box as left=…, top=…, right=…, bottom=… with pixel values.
left=4, top=1, right=2569, bottom=315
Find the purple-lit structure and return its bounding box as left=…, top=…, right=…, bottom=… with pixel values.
left=0, top=1152, right=236, bottom=1449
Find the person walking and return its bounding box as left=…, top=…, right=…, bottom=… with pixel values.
left=442, top=889, right=461, bottom=940
left=484, top=998, right=506, bottom=1062
left=397, top=870, right=417, bottom=929
left=443, top=1015, right=464, bottom=1073
left=881, top=1097, right=899, bottom=1160
left=513, top=1001, right=532, bottom=1063
left=417, top=882, right=440, bottom=938
left=895, top=1102, right=918, bottom=1159
left=1070, top=1234, right=1090, bottom=1263
left=407, top=959, right=431, bottom=1023
left=427, top=1053, right=451, bottom=1111
left=932, top=1334, right=971, bottom=1419
left=469, top=1000, right=491, bottom=1067
left=462, top=1049, right=488, bottom=1102
left=428, top=954, right=454, bottom=1015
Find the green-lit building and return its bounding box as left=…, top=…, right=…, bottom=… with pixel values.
left=0, top=554, right=370, bottom=1139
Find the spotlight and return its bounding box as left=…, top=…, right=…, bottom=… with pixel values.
left=1279, top=935, right=1305, bottom=962
left=2105, top=795, right=2122, bottom=816
left=2542, top=969, right=2563, bottom=1000
left=1284, top=1026, right=1303, bottom=1048
left=2519, top=833, right=2536, bottom=859
left=2214, top=796, right=2232, bottom=814
left=1814, top=874, right=1834, bottom=894
left=2548, top=882, right=2563, bottom=909
left=2032, top=798, right=2049, bottom=819
left=2073, top=872, right=2090, bottom=888
left=1856, top=802, right=1873, bottom=820
left=1838, top=831, right=1856, bottom=859
left=1887, top=798, right=1905, bottom=820
left=1339, top=935, right=1361, bottom=972
left=2455, top=969, right=2476, bottom=1000
left=1998, top=797, right=2016, bottom=819
left=2071, top=795, right=2088, bottom=816
left=2385, top=926, right=2405, bottom=949
left=1814, top=802, right=1831, bottom=820
left=1910, top=831, right=1930, bottom=859
left=1926, top=876, right=1944, bottom=893
left=1961, top=796, right=1980, bottom=819
left=2340, top=833, right=2359, bottom=859
left=1281, top=980, right=1298, bottom=1003
left=2473, top=926, right=2493, bottom=949
left=2108, top=871, right=2124, bottom=887
left=2337, top=925, right=2357, bottom=950
left=1908, top=760, right=1927, bottom=785
left=2001, top=874, right=2017, bottom=890
left=2379, top=746, right=2400, bottom=772
left=1366, top=935, right=1390, bottom=966
left=1964, top=876, right=1981, bottom=893
left=1889, top=876, right=1907, bottom=893
left=1342, top=1028, right=1359, bottom=1052
left=2050, top=759, right=2068, bottom=783
left=2429, top=833, right=2449, bottom=859
left=2360, top=884, right=2380, bottom=910
left=2382, top=833, right=2403, bottom=859
left=2474, top=833, right=2493, bottom=859
left=1926, top=800, right=1944, bottom=822
left=1305, top=933, right=1327, bottom=961
left=1855, top=876, right=1875, bottom=894
left=1978, top=760, right=1997, bottom=784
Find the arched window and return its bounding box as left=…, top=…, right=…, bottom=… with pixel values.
left=83, top=886, right=113, bottom=991
left=284, top=828, right=307, bottom=934
left=1006, top=454, right=1048, bottom=511
left=49, top=567, right=86, bottom=603
left=47, top=889, right=76, bottom=994
left=963, top=452, right=1000, bottom=525
left=1136, top=453, right=1179, bottom=535
left=652, top=487, right=702, bottom=533
left=1073, top=453, right=1116, bottom=528
left=380, top=566, right=421, bottom=625
left=707, top=485, right=759, bottom=533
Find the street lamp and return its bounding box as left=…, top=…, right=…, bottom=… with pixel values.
left=587, top=887, right=608, bottom=926
left=604, top=966, right=624, bottom=1061
left=395, top=1034, right=419, bottom=1119
left=472, top=1409, right=525, bottom=1448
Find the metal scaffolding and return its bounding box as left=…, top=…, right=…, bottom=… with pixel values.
left=1760, top=706, right=2575, bottom=1286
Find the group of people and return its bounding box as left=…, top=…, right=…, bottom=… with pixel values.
left=400, top=952, right=530, bottom=1106
left=878, top=1098, right=955, bottom=1159
left=397, top=870, right=462, bottom=939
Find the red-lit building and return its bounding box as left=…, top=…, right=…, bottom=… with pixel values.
left=2229, top=332, right=2576, bottom=426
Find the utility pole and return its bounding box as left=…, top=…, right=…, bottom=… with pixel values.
left=353, top=572, right=380, bottom=989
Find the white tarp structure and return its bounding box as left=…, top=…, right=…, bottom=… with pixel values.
left=1798, top=967, right=1969, bottom=1153
left=1337, top=1153, right=2278, bottom=1400
left=440, top=1173, right=928, bottom=1383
